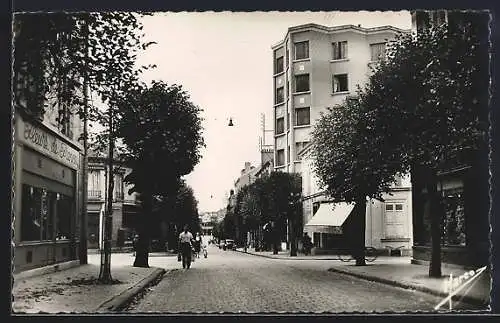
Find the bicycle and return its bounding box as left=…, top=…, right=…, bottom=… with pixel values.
left=337, top=246, right=378, bottom=263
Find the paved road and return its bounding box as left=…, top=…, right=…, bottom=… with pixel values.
left=126, top=245, right=475, bottom=313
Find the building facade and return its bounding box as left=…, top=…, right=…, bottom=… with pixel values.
left=87, top=153, right=142, bottom=249
left=271, top=23, right=409, bottom=174
left=409, top=10, right=490, bottom=268
left=13, top=105, right=84, bottom=272
left=299, top=144, right=413, bottom=255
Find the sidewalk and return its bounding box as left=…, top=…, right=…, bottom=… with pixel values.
left=12, top=253, right=166, bottom=314
left=236, top=248, right=491, bottom=309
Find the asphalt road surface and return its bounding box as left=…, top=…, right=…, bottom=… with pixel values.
left=126, top=245, right=477, bottom=313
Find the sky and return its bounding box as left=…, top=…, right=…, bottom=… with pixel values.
left=133, top=11, right=412, bottom=213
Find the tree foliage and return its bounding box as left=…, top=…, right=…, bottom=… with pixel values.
left=311, top=12, right=489, bottom=270
left=115, top=80, right=205, bottom=267
left=13, top=12, right=155, bottom=126
left=116, top=80, right=205, bottom=197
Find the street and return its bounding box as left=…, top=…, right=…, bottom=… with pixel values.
left=125, top=245, right=475, bottom=313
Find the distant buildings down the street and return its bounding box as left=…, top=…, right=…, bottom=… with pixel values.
left=86, top=150, right=142, bottom=249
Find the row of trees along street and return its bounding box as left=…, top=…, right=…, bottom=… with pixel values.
left=213, top=172, right=302, bottom=256
left=312, top=13, right=489, bottom=276
left=13, top=13, right=205, bottom=282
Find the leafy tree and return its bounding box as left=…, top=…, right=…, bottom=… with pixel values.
left=312, top=13, right=489, bottom=272
left=359, top=14, right=489, bottom=276
left=13, top=12, right=154, bottom=125
left=312, top=96, right=404, bottom=266
left=116, top=81, right=205, bottom=267
left=232, top=172, right=301, bottom=255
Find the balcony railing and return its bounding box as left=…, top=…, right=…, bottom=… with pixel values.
left=88, top=190, right=103, bottom=200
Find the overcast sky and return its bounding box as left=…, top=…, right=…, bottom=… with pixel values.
left=134, top=11, right=412, bottom=213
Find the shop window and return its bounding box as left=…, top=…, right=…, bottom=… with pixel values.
left=21, top=185, right=43, bottom=241
left=56, top=194, right=72, bottom=240
left=21, top=184, right=73, bottom=242
left=442, top=189, right=466, bottom=246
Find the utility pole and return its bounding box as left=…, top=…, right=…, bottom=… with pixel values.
left=99, top=92, right=115, bottom=283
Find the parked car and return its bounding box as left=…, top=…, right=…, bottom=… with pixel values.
left=219, top=240, right=226, bottom=249
left=224, top=239, right=235, bottom=250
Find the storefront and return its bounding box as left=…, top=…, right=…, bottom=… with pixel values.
left=14, top=116, right=82, bottom=272
left=411, top=164, right=490, bottom=268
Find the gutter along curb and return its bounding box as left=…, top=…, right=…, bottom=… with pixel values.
left=95, top=267, right=166, bottom=312
left=327, top=267, right=488, bottom=308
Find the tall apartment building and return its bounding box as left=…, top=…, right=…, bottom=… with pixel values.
left=271, top=23, right=408, bottom=174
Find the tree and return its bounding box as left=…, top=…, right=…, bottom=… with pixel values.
left=13, top=12, right=155, bottom=281
left=359, top=14, right=489, bottom=276
left=13, top=12, right=155, bottom=125
left=312, top=96, right=404, bottom=266
left=116, top=81, right=205, bottom=267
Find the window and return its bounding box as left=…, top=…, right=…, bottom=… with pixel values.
left=287, top=146, right=290, bottom=163
left=286, top=49, right=289, bottom=67
left=313, top=232, right=321, bottom=248
left=442, top=189, right=466, bottom=246
left=56, top=194, right=72, bottom=240
left=385, top=204, right=394, bottom=211
left=276, top=149, right=285, bottom=166
left=295, top=107, right=310, bottom=126
left=332, top=41, right=348, bottom=60
left=114, top=175, right=124, bottom=201
left=275, top=117, right=284, bottom=134
left=332, top=74, right=348, bottom=93
left=57, top=104, right=74, bottom=140
left=295, top=74, right=310, bottom=93
left=294, top=41, right=309, bottom=60
left=275, top=56, right=284, bottom=74
left=275, top=87, right=284, bottom=104
left=431, top=10, right=447, bottom=26
left=394, top=175, right=402, bottom=187
left=370, top=43, right=386, bottom=62
left=295, top=141, right=310, bottom=159
left=21, top=184, right=69, bottom=242
left=287, top=112, right=290, bottom=130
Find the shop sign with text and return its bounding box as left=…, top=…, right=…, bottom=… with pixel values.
left=20, top=120, right=80, bottom=169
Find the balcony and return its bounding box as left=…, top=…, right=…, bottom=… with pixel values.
left=88, top=190, right=103, bottom=201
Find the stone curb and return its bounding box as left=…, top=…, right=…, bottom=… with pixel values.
left=13, top=260, right=81, bottom=280
left=327, top=267, right=488, bottom=307
left=234, top=249, right=339, bottom=260
left=95, top=267, right=166, bottom=312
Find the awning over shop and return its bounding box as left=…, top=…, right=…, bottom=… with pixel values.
left=304, top=202, right=354, bottom=234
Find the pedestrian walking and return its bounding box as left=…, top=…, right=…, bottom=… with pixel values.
left=302, top=232, right=312, bottom=256
left=178, top=225, right=194, bottom=269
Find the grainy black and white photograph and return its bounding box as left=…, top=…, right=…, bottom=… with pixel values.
left=10, top=7, right=494, bottom=315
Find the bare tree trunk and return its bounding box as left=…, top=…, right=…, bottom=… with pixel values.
left=353, top=198, right=367, bottom=266
left=427, top=167, right=442, bottom=278
left=134, top=192, right=151, bottom=268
